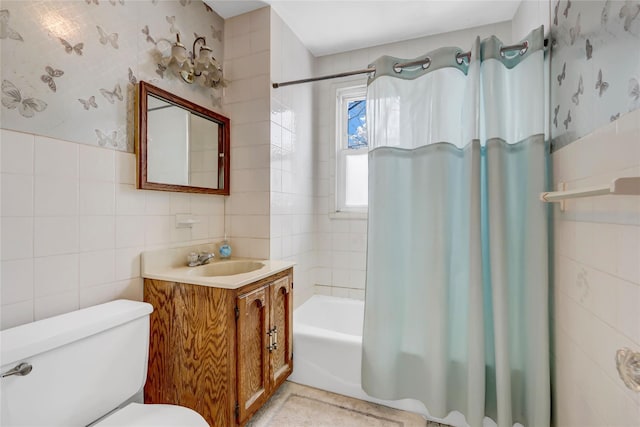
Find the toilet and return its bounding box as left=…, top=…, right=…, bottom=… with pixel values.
left=0, top=300, right=209, bottom=427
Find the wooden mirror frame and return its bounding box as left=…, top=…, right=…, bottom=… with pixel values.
left=136, top=81, right=230, bottom=195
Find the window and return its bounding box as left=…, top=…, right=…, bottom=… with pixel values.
left=336, top=85, right=368, bottom=213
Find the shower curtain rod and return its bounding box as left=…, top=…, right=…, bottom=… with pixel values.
left=272, top=39, right=548, bottom=89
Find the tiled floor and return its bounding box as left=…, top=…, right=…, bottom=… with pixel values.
left=246, top=381, right=449, bottom=427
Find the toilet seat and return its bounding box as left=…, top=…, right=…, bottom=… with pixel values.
left=94, top=403, right=209, bottom=427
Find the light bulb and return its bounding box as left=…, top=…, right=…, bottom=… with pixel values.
left=171, top=42, right=188, bottom=65
left=197, top=46, right=212, bottom=67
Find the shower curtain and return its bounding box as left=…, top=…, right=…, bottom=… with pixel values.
left=362, top=27, right=549, bottom=427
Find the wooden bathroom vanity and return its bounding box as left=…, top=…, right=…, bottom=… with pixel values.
left=142, top=259, right=294, bottom=427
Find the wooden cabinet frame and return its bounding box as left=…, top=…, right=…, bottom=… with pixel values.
left=268, top=276, right=293, bottom=389
left=236, top=285, right=270, bottom=422
left=236, top=276, right=293, bottom=425
left=144, top=268, right=293, bottom=427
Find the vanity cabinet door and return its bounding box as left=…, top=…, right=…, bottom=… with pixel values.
left=269, top=275, right=293, bottom=389
left=236, top=285, right=270, bottom=425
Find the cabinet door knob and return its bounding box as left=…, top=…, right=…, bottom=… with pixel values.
left=267, top=326, right=278, bottom=351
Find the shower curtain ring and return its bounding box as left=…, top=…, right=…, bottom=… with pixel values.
left=456, top=51, right=471, bottom=65
left=500, top=40, right=529, bottom=58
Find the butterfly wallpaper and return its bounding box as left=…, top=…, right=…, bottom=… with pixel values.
left=0, top=0, right=224, bottom=152
left=551, top=0, right=640, bottom=151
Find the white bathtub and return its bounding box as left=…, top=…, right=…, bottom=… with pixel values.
left=289, top=295, right=430, bottom=416
left=289, top=295, right=516, bottom=427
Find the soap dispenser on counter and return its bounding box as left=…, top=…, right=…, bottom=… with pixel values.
left=219, top=235, right=231, bottom=259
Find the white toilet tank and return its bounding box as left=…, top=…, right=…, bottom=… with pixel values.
left=0, top=300, right=154, bottom=426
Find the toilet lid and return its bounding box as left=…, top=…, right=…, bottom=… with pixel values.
left=94, top=403, right=209, bottom=427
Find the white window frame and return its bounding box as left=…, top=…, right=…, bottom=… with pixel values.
left=331, top=83, right=368, bottom=218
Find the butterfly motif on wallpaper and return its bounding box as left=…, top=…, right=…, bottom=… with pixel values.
left=602, top=0, right=611, bottom=25
left=619, top=1, right=640, bottom=31
left=569, top=13, right=580, bottom=45
left=0, top=9, right=23, bottom=41
left=610, top=113, right=620, bottom=122
left=59, top=37, right=83, bottom=55
left=85, top=0, right=99, bottom=4
left=553, top=0, right=560, bottom=25
left=563, top=109, right=572, bottom=130
left=553, top=105, right=560, bottom=128
left=128, top=68, right=137, bottom=85
left=141, top=25, right=156, bottom=45
left=571, top=75, right=583, bottom=105
left=576, top=269, right=590, bottom=303
left=595, top=69, right=609, bottom=97
left=563, top=0, right=571, bottom=18
left=629, top=78, right=640, bottom=101
left=557, top=62, right=566, bottom=86
left=2, top=80, right=47, bottom=118
left=156, top=63, right=166, bottom=78
left=40, top=66, right=64, bottom=92
left=628, top=77, right=640, bottom=111
left=211, top=25, right=222, bottom=42
left=166, top=16, right=178, bottom=34
left=97, top=25, right=118, bottom=49
left=108, top=0, right=124, bottom=5
left=100, top=84, right=122, bottom=104
left=78, top=96, right=97, bottom=110
left=95, top=129, right=118, bottom=147
left=179, top=0, right=192, bottom=6
left=585, top=39, right=593, bottom=60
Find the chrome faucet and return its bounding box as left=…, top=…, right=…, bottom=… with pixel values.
left=187, top=252, right=215, bottom=267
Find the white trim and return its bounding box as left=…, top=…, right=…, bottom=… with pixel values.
left=328, top=211, right=368, bottom=220
left=332, top=81, right=368, bottom=215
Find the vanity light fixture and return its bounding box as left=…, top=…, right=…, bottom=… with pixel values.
left=162, top=34, right=227, bottom=89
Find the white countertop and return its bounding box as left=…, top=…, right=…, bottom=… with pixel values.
left=141, top=244, right=295, bottom=290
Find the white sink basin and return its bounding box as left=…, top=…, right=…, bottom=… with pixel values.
left=186, top=260, right=265, bottom=277
left=142, top=245, right=294, bottom=289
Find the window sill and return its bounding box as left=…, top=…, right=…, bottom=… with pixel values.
left=329, top=211, right=368, bottom=220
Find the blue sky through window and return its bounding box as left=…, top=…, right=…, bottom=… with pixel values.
left=347, top=99, right=367, bottom=149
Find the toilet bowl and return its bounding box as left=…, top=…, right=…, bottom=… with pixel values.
left=0, top=300, right=209, bottom=427
left=94, top=402, right=208, bottom=426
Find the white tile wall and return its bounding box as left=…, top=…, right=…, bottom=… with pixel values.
left=1, top=129, right=33, bottom=174
left=1, top=174, right=33, bottom=217
left=34, top=217, right=79, bottom=257
left=552, top=109, right=640, bottom=426
left=223, top=7, right=272, bottom=261
left=0, top=129, right=226, bottom=329
left=1, top=259, right=33, bottom=305
left=34, top=254, right=78, bottom=297
left=270, top=10, right=316, bottom=307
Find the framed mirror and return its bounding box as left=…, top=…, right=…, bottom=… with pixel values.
left=136, top=81, right=230, bottom=195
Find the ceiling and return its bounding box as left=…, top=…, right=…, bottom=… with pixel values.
left=206, top=1, right=522, bottom=57
left=208, top=0, right=267, bottom=19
